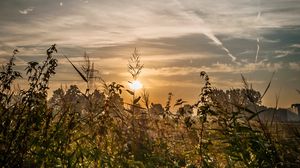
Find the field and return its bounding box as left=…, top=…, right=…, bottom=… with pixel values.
left=0, top=45, right=300, bottom=167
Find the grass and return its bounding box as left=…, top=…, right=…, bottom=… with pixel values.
left=0, top=45, right=299, bottom=167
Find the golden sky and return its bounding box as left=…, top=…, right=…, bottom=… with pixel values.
left=1, top=0, right=300, bottom=107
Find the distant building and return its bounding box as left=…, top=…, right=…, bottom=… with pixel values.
left=263, top=107, right=299, bottom=122
left=274, top=108, right=288, bottom=121
left=246, top=103, right=300, bottom=122
left=291, top=104, right=300, bottom=120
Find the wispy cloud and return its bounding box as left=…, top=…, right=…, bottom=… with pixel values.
left=0, top=50, right=10, bottom=57
left=274, top=50, right=292, bottom=58
left=289, top=62, right=300, bottom=71
left=0, top=0, right=298, bottom=53
left=80, top=0, right=89, bottom=3
left=138, top=62, right=283, bottom=77
left=19, top=7, right=34, bottom=15
left=255, top=10, right=261, bottom=63
left=0, top=0, right=300, bottom=108
left=255, top=37, right=260, bottom=62
left=291, top=44, right=300, bottom=48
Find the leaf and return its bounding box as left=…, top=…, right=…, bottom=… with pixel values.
left=296, top=89, right=300, bottom=95
left=63, top=54, right=88, bottom=82
left=133, top=96, right=141, bottom=104
left=126, top=89, right=134, bottom=95
left=241, top=74, right=249, bottom=89
left=174, top=99, right=187, bottom=107
left=261, top=72, right=275, bottom=99
left=13, top=49, right=19, bottom=54
left=247, top=109, right=266, bottom=121
left=200, top=71, right=206, bottom=77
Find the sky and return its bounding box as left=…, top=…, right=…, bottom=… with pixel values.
left=0, top=0, right=300, bottom=108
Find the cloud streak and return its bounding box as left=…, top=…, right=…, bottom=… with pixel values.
left=255, top=0, right=261, bottom=63
left=19, top=7, right=34, bottom=15
left=289, top=62, right=300, bottom=71
left=174, top=0, right=237, bottom=62
left=274, top=50, right=291, bottom=58
left=255, top=37, right=260, bottom=63
left=136, top=62, right=283, bottom=77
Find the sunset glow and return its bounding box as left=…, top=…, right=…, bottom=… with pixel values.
left=129, top=80, right=143, bottom=91
left=1, top=0, right=300, bottom=166
left=0, top=0, right=299, bottom=107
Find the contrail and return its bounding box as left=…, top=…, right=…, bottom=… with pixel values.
left=174, top=0, right=237, bottom=62
left=255, top=37, right=260, bottom=63
left=205, top=31, right=236, bottom=62
left=255, top=1, right=261, bottom=63
left=222, top=46, right=236, bottom=62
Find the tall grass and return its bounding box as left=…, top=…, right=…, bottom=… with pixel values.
left=0, top=45, right=299, bottom=167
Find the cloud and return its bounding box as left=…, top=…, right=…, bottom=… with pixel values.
left=0, top=58, right=7, bottom=63
left=289, top=62, right=300, bottom=71
left=0, top=0, right=299, bottom=102
left=0, top=50, right=10, bottom=56
left=274, top=50, right=292, bottom=58
left=80, top=0, right=89, bottom=3
left=144, top=78, right=200, bottom=88
left=138, top=62, right=283, bottom=77
left=19, top=7, right=34, bottom=15
left=0, top=0, right=297, bottom=60
left=174, top=0, right=237, bottom=62
left=291, top=44, right=300, bottom=48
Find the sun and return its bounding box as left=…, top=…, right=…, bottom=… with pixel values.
left=129, top=80, right=143, bottom=91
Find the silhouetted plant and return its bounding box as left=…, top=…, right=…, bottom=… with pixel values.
left=0, top=45, right=58, bottom=167
left=128, top=48, right=143, bottom=80
left=0, top=45, right=299, bottom=167
left=0, top=49, right=22, bottom=107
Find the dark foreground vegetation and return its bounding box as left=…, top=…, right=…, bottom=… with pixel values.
left=0, top=45, right=299, bottom=167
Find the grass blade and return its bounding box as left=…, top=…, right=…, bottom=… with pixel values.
left=241, top=74, right=249, bottom=89
left=261, top=72, right=275, bottom=99
left=63, top=54, right=88, bottom=83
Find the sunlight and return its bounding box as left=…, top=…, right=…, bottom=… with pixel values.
left=129, top=80, right=143, bottom=91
